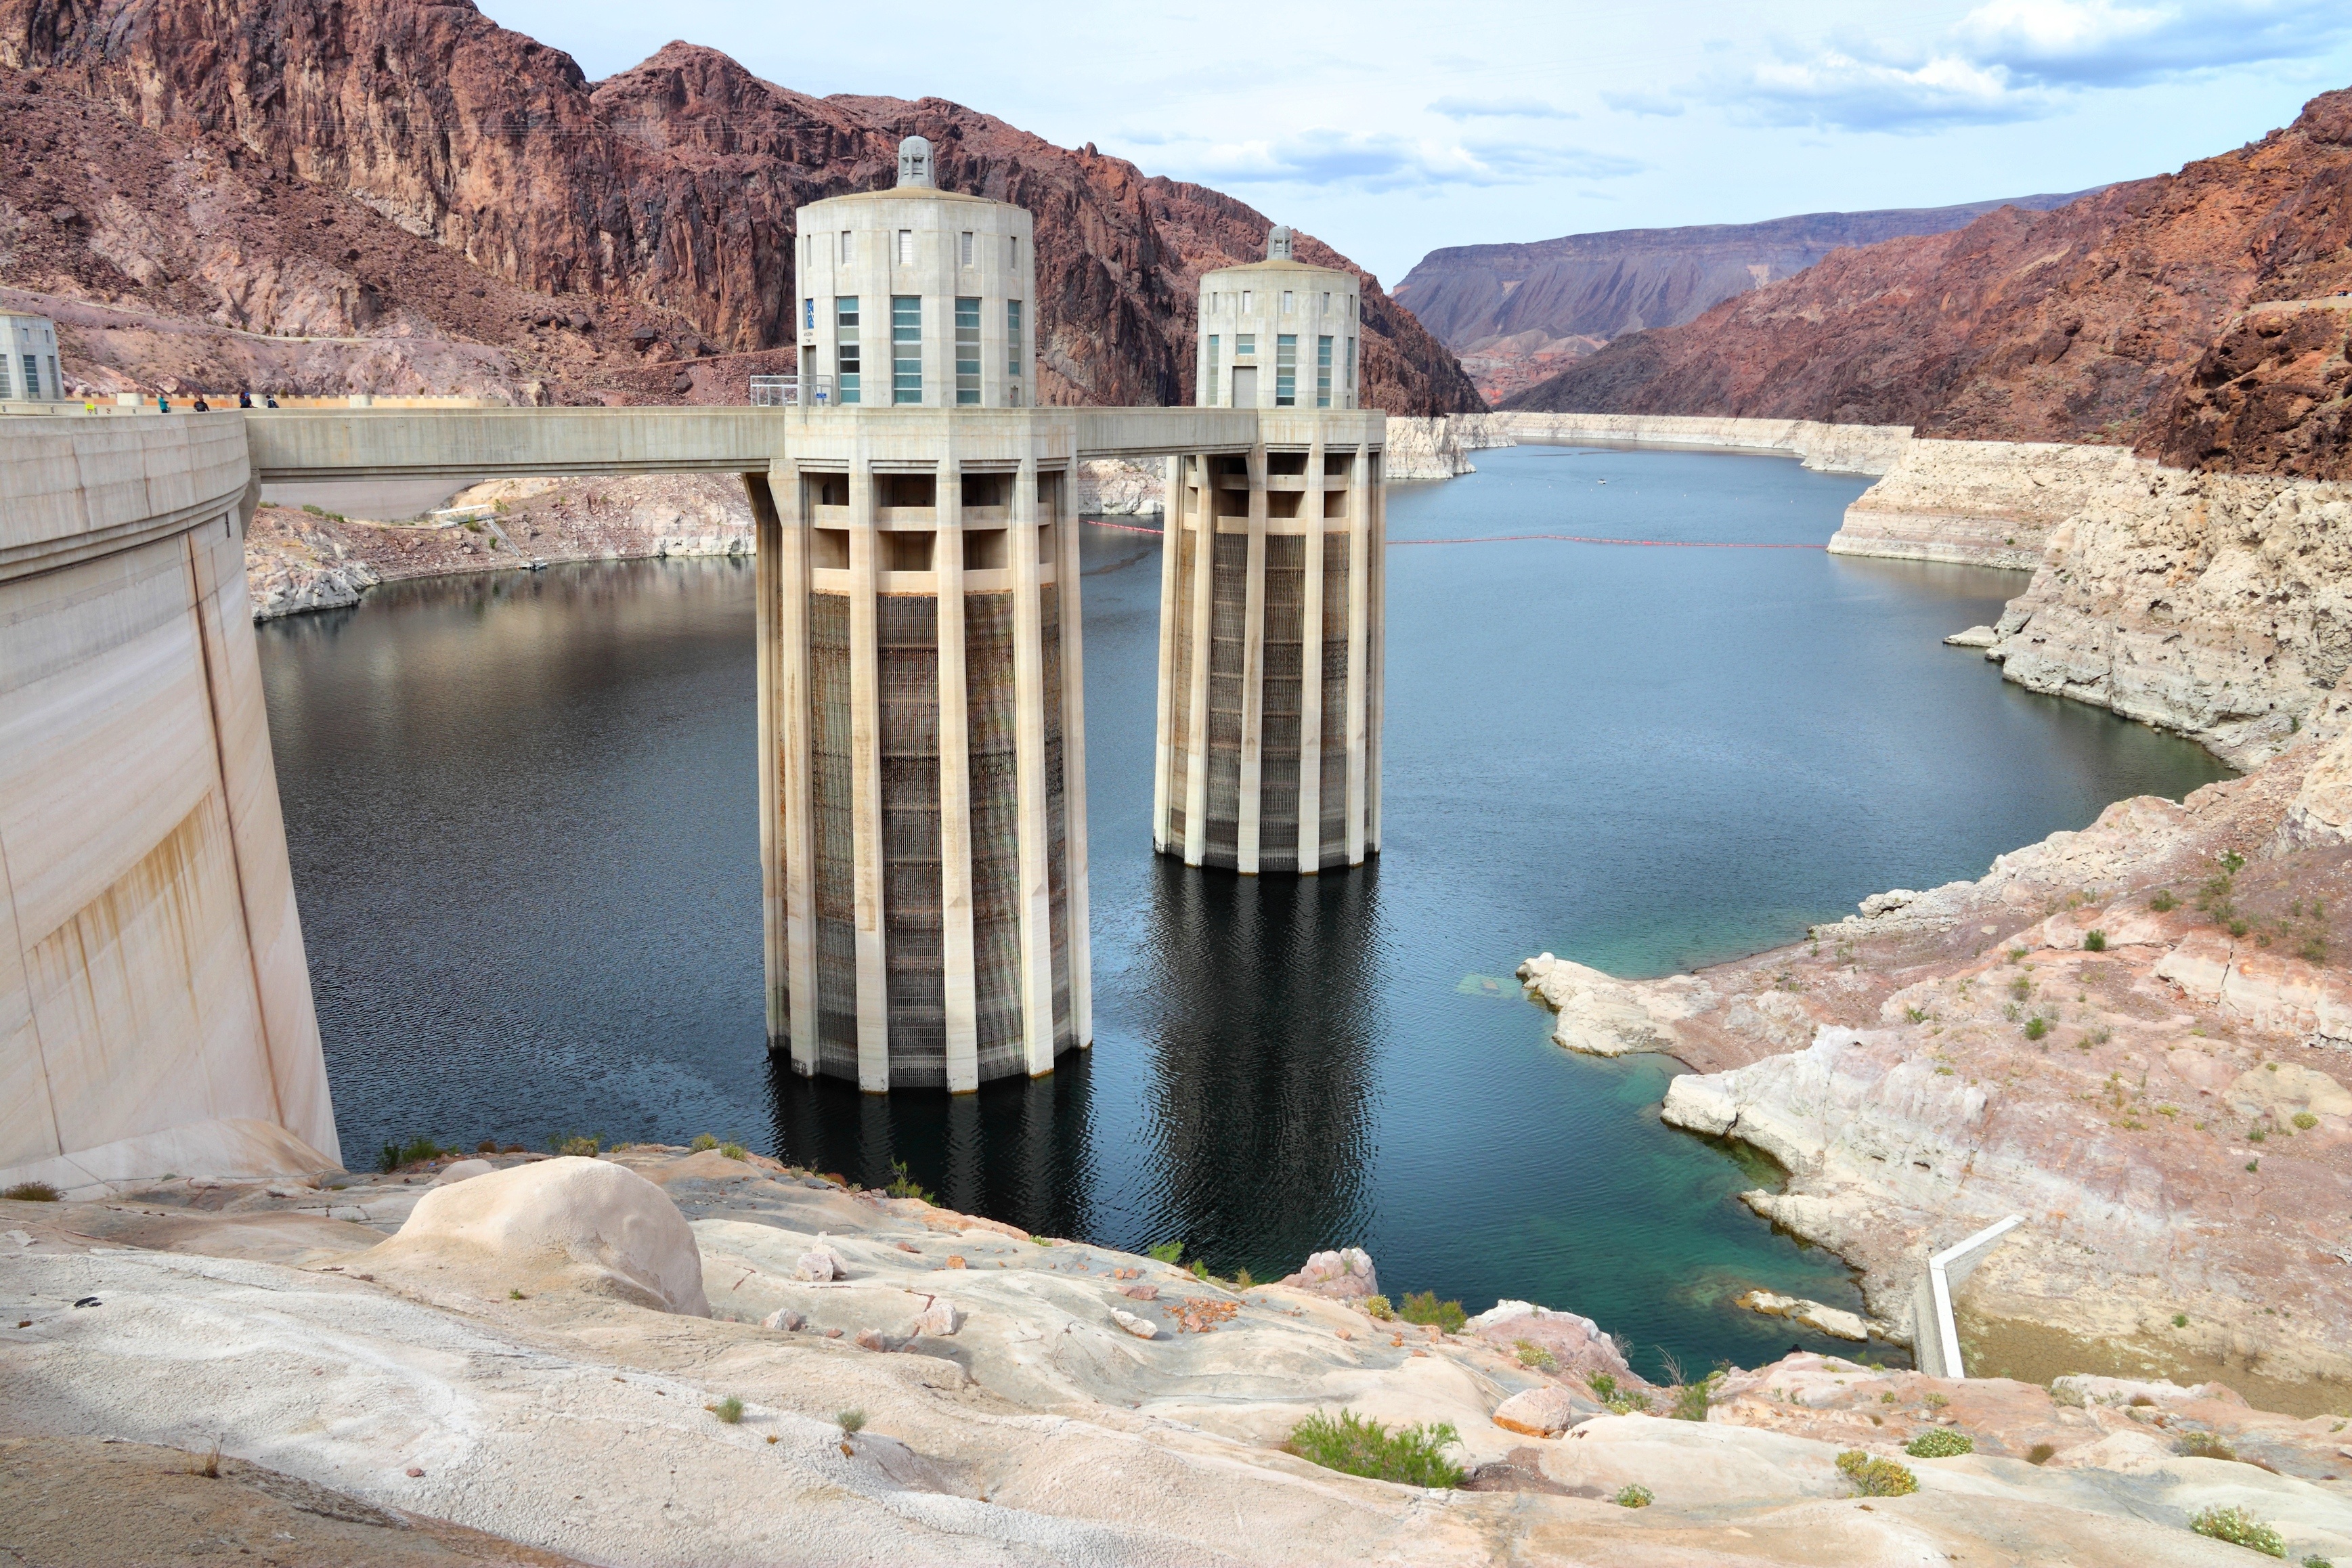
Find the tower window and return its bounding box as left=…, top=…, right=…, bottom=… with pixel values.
left=21, top=353, right=38, bottom=398
left=960, top=231, right=974, bottom=267
left=892, top=295, right=921, bottom=404
left=1006, top=299, right=1023, bottom=384
left=835, top=297, right=861, bottom=404
left=1317, top=336, right=1332, bottom=408
left=839, top=230, right=852, bottom=263
left=1206, top=334, right=1219, bottom=405
left=1236, top=333, right=1255, bottom=357
left=1007, top=234, right=1018, bottom=268
left=955, top=297, right=981, bottom=405
left=1281, top=290, right=1294, bottom=314
left=896, top=230, right=913, bottom=265
left=1241, top=290, right=1253, bottom=313
left=1346, top=337, right=1356, bottom=393
left=1276, top=334, right=1297, bottom=406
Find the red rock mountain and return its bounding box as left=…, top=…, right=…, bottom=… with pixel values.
left=1505, top=87, right=2352, bottom=479
left=0, top=0, right=1481, bottom=412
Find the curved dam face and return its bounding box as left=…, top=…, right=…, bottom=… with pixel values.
left=0, top=414, right=337, bottom=1191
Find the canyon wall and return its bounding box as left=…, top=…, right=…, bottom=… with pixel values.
left=1498, top=412, right=1911, bottom=476
left=1502, top=87, right=2352, bottom=482
left=1828, top=440, right=2157, bottom=570
left=0, top=5, right=1481, bottom=414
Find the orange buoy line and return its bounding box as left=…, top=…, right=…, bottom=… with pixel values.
left=1083, top=519, right=1825, bottom=550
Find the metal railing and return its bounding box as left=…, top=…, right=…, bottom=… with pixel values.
left=749, top=374, right=833, bottom=407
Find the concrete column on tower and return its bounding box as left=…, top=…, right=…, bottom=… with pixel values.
left=1009, top=453, right=1055, bottom=1074
left=1345, top=440, right=1370, bottom=866
left=777, top=458, right=819, bottom=1074
left=1151, top=452, right=1182, bottom=853
left=747, top=472, right=787, bottom=1042
left=1296, top=430, right=1326, bottom=873
left=935, top=456, right=980, bottom=1093
left=1181, top=451, right=1215, bottom=867
left=1056, top=482, right=1093, bottom=1047
left=847, top=455, right=890, bottom=1091
left=1236, top=443, right=1269, bottom=874
left=1367, top=445, right=1386, bottom=852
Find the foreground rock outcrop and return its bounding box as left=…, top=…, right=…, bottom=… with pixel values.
left=6, top=1146, right=2347, bottom=1564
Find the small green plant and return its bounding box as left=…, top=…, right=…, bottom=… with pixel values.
left=710, top=1395, right=745, bottom=1424
left=1191, top=1259, right=1210, bottom=1280
left=2221, top=850, right=2246, bottom=875
left=2173, top=1431, right=2236, bottom=1462
left=691, top=1133, right=719, bottom=1151
left=2189, top=1504, right=2285, bottom=1556
left=508, top=1288, right=525, bottom=1301
left=2083, top=930, right=2107, bottom=952
left=2173, top=1313, right=2190, bottom=1328
left=2150, top=890, right=2178, bottom=913
left=2025, top=1016, right=2050, bottom=1041
left=720, top=1142, right=749, bottom=1160
left=2229, top=918, right=2252, bottom=938
left=1515, top=1339, right=1559, bottom=1372
left=1613, top=1483, right=1653, bottom=1508
left=1398, top=1291, right=1468, bottom=1334
left=2026, top=1442, right=2056, bottom=1465
left=2247, top=1159, right=2261, bottom=1173
left=1285, top=1408, right=1463, bottom=1488
left=2294, top=1112, right=2319, bottom=1130
left=2250, top=1128, right=2267, bottom=1143
left=2303, top=1556, right=2334, bottom=1568
left=1904, top=1005, right=1930, bottom=1024
left=2, top=1181, right=60, bottom=1202
left=2007, top=947, right=2029, bottom=964
left=1836, top=1450, right=1919, bottom=1496
left=1881, top=1391, right=1898, bottom=1403
left=378, top=1135, right=443, bottom=1172
left=1672, top=1376, right=1716, bottom=1422
left=2009, top=975, right=2034, bottom=1000
left=1588, top=1372, right=1619, bottom=1401
left=1921, top=1393, right=1949, bottom=1410
left=1146, top=1241, right=1185, bottom=1265
left=554, top=1134, right=601, bottom=1158
left=2301, top=936, right=2328, bottom=963
left=884, top=1160, right=930, bottom=1202
left=1906, top=1429, right=1974, bottom=1458
left=1232, top=1266, right=1255, bottom=1288
left=1362, top=1294, right=1394, bottom=1320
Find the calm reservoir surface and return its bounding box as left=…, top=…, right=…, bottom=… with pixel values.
left=259, top=443, right=2231, bottom=1378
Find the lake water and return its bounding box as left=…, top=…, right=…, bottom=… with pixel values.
left=257, top=443, right=2231, bottom=1378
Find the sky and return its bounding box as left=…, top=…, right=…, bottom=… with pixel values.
left=478, top=0, right=2352, bottom=285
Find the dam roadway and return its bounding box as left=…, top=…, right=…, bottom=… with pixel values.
left=0, top=402, right=1384, bottom=1188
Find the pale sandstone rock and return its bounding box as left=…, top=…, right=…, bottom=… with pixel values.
left=1944, top=625, right=1998, bottom=648
left=2224, top=1062, right=2352, bottom=1123
left=1830, top=439, right=2151, bottom=570
left=364, top=1156, right=710, bottom=1315
left=760, top=1307, right=805, bottom=1332
left=1495, top=413, right=1909, bottom=475
left=1465, top=1299, right=1637, bottom=1383
left=1276, top=1247, right=1378, bottom=1301
left=793, top=1238, right=846, bottom=1282
left=1111, top=1308, right=1158, bottom=1340
left=1072, top=458, right=1164, bottom=517
left=430, top=1158, right=494, bottom=1185
left=1489, top=1385, right=1584, bottom=1438
left=1515, top=954, right=1708, bottom=1056
left=2155, top=932, right=2352, bottom=1042
left=1733, top=1289, right=1868, bottom=1341
left=908, top=1297, right=963, bottom=1337
left=1857, top=889, right=1919, bottom=917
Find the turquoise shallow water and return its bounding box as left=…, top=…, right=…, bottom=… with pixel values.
left=259, top=443, right=2230, bottom=1379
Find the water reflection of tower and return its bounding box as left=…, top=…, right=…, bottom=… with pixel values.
left=1138, top=854, right=1380, bottom=1273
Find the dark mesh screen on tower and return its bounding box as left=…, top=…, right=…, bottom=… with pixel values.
left=1320, top=532, right=1351, bottom=867
left=1204, top=529, right=1247, bottom=867
left=1041, top=585, right=1073, bottom=1051
left=1258, top=533, right=1305, bottom=872
left=809, top=591, right=858, bottom=1076
left=879, top=592, right=946, bottom=1087
left=965, top=590, right=1025, bottom=1078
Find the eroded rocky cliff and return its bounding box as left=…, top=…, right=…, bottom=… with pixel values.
left=1505, top=87, right=2352, bottom=479
left=0, top=1, right=1479, bottom=412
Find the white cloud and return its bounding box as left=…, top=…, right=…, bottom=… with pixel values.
left=1600, top=89, right=1687, bottom=118
left=1427, top=95, right=1577, bottom=121
left=1125, top=129, right=1641, bottom=192
left=1717, top=0, right=2352, bottom=132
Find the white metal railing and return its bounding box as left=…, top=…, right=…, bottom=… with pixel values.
left=749, top=374, right=832, bottom=407
left=1911, top=1214, right=2023, bottom=1378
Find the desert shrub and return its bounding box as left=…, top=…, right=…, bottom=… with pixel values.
left=691, top=1133, right=719, bottom=1151
left=1286, top=1409, right=1463, bottom=1488
left=884, top=1160, right=930, bottom=1202
left=378, top=1136, right=443, bottom=1172
left=2026, top=1443, right=2056, bottom=1465
left=1398, top=1291, right=1467, bottom=1334
left=1515, top=1340, right=1559, bottom=1372
left=1362, top=1294, right=1394, bottom=1320
left=2083, top=930, right=2107, bottom=952
left=1588, top=1373, right=1619, bottom=1401
left=2300, top=936, right=2328, bottom=963
left=720, top=1143, right=748, bottom=1161
left=2009, top=975, right=2033, bottom=1000
left=1906, top=1429, right=1974, bottom=1458
left=1232, top=1266, right=1255, bottom=1288
left=2229, top=919, right=2252, bottom=938
left=2, top=1182, right=60, bottom=1202
left=2150, top=890, right=2178, bottom=913
left=710, top=1395, right=744, bottom=1424
left=1921, top=1393, right=1949, bottom=1410
left=1613, top=1483, right=1653, bottom=1508
left=2189, top=1505, right=2285, bottom=1556
left=2173, top=1431, right=2237, bottom=1462
left=1837, top=1450, right=1919, bottom=1496
left=2294, top=1112, right=2320, bottom=1131
left=553, top=1134, right=600, bottom=1158
left=836, top=1409, right=866, bottom=1435
left=2025, top=1016, right=2050, bottom=1041
left=2303, top=1556, right=2334, bottom=1568
left=2173, top=1313, right=2190, bottom=1328
left=1146, top=1241, right=1184, bottom=1265
left=1672, top=1378, right=1715, bottom=1422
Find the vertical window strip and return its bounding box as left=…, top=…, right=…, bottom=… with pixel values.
left=960, top=231, right=974, bottom=267
left=955, top=297, right=981, bottom=406
left=1316, top=336, right=1332, bottom=408
left=1276, top=334, right=1297, bottom=407
left=836, top=297, right=861, bottom=404
left=1006, top=299, right=1023, bottom=380
left=839, top=230, right=852, bottom=263
left=892, top=295, right=922, bottom=404
left=1346, top=337, right=1356, bottom=393
left=1206, top=334, right=1219, bottom=405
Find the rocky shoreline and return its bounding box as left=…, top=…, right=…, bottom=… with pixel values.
left=1521, top=439, right=2352, bottom=1421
